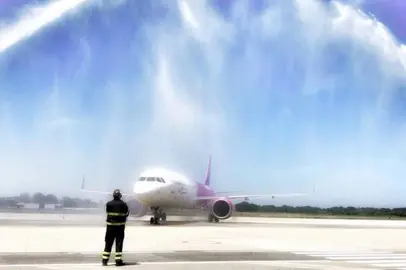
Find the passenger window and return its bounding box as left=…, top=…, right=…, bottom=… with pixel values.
left=160, top=177, right=166, bottom=183
left=147, top=177, right=155, bottom=182
left=139, top=177, right=146, bottom=181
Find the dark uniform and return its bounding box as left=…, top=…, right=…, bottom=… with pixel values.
left=102, top=189, right=129, bottom=266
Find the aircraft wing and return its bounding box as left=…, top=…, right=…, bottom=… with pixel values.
left=79, top=176, right=135, bottom=198
left=197, top=185, right=316, bottom=201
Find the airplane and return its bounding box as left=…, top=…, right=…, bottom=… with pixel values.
left=80, top=156, right=315, bottom=225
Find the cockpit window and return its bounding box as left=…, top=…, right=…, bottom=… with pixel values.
left=141, top=177, right=165, bottom=183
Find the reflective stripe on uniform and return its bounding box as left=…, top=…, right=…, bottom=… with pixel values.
left=115, top=252, right=122, bottom=260
left=107, top=212, right=127, bottom=216
left=102, top=251, right=110, bottom=259
left=106, top=222, right=126, bottom=226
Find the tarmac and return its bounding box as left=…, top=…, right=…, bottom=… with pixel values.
left=2, top=212, right=406, bottom=269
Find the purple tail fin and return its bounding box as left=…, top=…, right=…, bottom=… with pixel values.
left=204, top=155, right=211, bottom=186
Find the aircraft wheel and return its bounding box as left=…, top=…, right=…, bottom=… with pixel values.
left=150, top=217, right=155, bottom=224
left=214, top=218, right=219, bottom=223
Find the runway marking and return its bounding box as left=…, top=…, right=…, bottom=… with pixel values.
left=292, top=250, right=397, bottom=254
left=291, top=250, right=406, bottom=269
left=0, top=250, right=177, bottom=254
left=0, top=260, right=325, bottom=267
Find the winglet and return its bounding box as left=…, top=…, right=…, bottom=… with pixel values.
left=204, top=155, right=212, bottom=186
left=81, top=175, right=85, bottom=190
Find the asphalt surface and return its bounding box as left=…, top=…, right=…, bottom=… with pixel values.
left=0, top=251, right=314, bottom=264
left=0, top=251, right=400, bottom=270
left=1, top=209, right=406, bottom=228
left=2, top=212, right=406, bottom=269
left=0, top=217, right=405, bottom=229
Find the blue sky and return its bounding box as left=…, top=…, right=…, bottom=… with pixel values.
left=0, top=0, right=405, bottom=207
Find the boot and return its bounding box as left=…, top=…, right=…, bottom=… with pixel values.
left=102, top=259, right=108, bottom=266
left=115, top=260, right=126, bottom=266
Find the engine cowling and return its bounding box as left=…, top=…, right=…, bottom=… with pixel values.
left=209, top=198, right=233, bottom=220
left=127, top=199, right=148, bottom=217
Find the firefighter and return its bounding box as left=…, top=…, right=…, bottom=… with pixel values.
left=102, top=189, right=129, bottom=266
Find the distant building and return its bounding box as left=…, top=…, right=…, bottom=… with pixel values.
left=16, top=202, right=24, bottom=208
left=18, top=203, right=63, bottom=209
left=0, top=198, right=18, bottom=208
left=47, top=203, right=63, bottom=209
left=22, top=203, right=40, bottom=209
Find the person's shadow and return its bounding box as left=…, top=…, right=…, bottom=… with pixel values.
left=106, top=262, right=140, bottom=266
left=125, top=262, right=140, bottom=266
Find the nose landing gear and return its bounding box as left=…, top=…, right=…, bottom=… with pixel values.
left=208, top=213, right=219, bottom=223
left=150, top=207, right=167, bottom=225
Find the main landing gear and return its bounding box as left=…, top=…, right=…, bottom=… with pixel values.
left=149, top=207, right=167, bottom=225
left=208, top=213, right=219, bottom=223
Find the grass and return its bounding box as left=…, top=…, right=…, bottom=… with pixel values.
left=233, top=211, right=406, bottom=220
left=168, top=208, right=406, bottom=220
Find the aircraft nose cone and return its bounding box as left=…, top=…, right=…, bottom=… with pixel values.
left=134, top=182, right=155, bottom=194
left=133, top=182, right=161, bottom=203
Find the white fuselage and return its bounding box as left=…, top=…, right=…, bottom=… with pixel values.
left=132, top=169, right=198, bottom=209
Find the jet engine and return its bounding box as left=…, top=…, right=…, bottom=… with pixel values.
left=127, top=199, right=148, bottom=217
left=209, top=198, right=233, bottom=220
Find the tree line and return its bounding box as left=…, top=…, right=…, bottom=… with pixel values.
left=0, top=192, right=101, bottom=208
left=1, top=193, right=406, bottom=217
left=234, top=201, right=406, bottom=217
